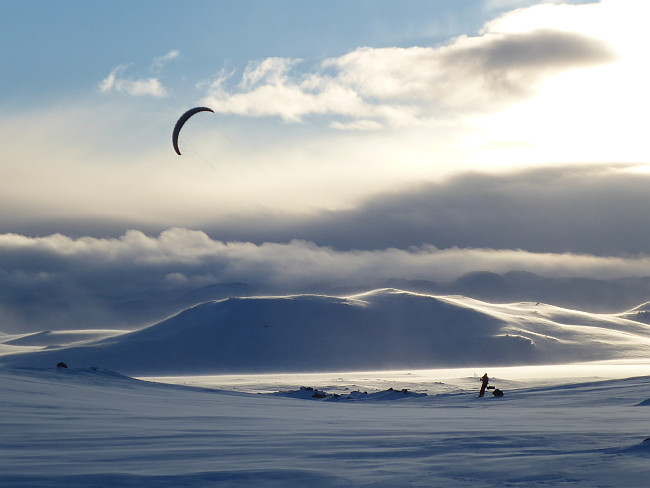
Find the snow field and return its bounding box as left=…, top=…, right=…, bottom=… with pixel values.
left=2, top=366, right=650, bottom=487
left=3, top=288, right=650, bottom=486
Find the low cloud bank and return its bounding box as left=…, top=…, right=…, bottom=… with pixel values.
left=5, top=164, right=650, bottom=257
left=196, top=164, right=650, bottom=256
left=4, top=227, right=650, bottom=291
left=2, top=226, right=650, bottom=333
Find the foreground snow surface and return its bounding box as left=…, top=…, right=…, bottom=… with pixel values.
left=2, top=366, right=650, bottom=487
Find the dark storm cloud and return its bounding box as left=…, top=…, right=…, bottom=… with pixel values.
left=446, top=29, right=617, bottom=71
left=197, top=165, right=650, bottom=256
left=3, top=164, right=649, bottom=256
left=431, top=28, right=619, bottom=108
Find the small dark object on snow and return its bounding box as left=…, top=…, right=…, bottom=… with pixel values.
left=389, top=388, right=410, bottom=394
left=493, top=388, right=504, bottom=397
left=56, top=362, right=68, bottom=369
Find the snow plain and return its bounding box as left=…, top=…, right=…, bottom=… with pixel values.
left=2, top=289, right=650, bottom=487
left=2, top=366, right=650, bottom=487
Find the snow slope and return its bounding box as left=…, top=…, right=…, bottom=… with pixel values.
left=2, top=289, right=650, bottom=375
left=2, top=329, right=123, bottom=347
left=1, top=366, right=650, bottom=487
left=0, top=329, right=123, bottom=358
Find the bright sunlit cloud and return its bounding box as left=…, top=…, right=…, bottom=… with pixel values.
left=198, top=0, right=645, bottom=173
left=467, top=0, right=650, bottom=167
left=99, top=51, right=177, bottom=98
left=99, top=65, right=168, bottom=97
left=202, top=28, right=615, bottom=128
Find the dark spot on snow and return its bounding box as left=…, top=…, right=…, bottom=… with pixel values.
left=274, top=386, right=426, bottom=401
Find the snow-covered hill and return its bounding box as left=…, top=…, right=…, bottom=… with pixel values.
left=2, top=289, right=650, bottom=375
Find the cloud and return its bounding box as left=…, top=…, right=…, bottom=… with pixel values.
left=99, top=50, right=179, bottom=98
left=150, top=49, right=180, bottom=71
left=204, top=57, right=367, bottom=122
left=239, top=57, right=300, bottom=89
left=194, top=164, right=650, bottom=257
left=2, top=3, right=644, bottom=257
left=329, top=119, right=383, bottom=131
left=434, top=29, right=616, bottom=102
left=99, top=65, right=168, bottom=97
left=3, top=225, right=650, bottom=332
left=0, top=227, right=632, bottom=293
left=202, top=21, right=616, bottom=126
left=484, top=0, right=537, bottom=10
left=196, top=0, right=644, bottom=171
left=2, top=146, right=650, bottom=260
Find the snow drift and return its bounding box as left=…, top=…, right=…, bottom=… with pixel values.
left=2, top=366, right=650, bottom=487
left=2, top=288, right=650, bottom=375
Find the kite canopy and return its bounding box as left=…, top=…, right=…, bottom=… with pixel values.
left=172, top=106, right=214, bottom=155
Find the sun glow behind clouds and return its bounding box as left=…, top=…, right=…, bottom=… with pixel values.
left=468, top=0, right=650, bottom=168
left=193, top=0, right=645, bottom=191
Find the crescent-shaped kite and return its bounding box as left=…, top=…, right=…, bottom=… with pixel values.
left=172, top=106, right=214, bottom=155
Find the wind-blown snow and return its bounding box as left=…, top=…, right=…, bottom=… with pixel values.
left=2, top=289, right=650, bottom=374
left=2, top=329, right=123, bottom=347
left=1, top=366, right=650, bottom=487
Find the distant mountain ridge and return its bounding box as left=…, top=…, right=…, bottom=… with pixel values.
left=3, top=288, right=650, bottom=375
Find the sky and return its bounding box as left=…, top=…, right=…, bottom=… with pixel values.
left=1, top=0, right=650, bottom=332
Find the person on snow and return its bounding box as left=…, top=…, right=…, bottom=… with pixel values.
left=478, top=373, right=489, bottom=397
